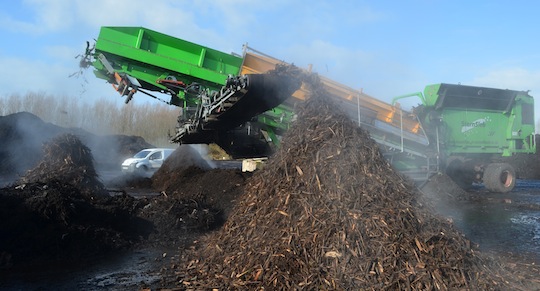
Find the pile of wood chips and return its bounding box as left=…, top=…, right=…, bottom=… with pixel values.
left=166, top=76, right=530, bottom=290
left=19, top=133, right=109, bottom=199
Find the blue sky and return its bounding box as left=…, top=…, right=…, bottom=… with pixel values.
left=2, top=0, right=540, bottom=120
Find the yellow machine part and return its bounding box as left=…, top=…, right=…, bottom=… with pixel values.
left=240, top=51, right=421, bottom=135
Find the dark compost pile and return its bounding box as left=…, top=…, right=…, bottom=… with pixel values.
left=162, top=80, right=524, bottom=290
left=153, top=145, right=247, bottom=217
left=0, top=115, right=248, bottom=272
left=0, top=134, right=153, bottom=269
left=140, top=145, right=249, bottom=245
left=151, top=145, right=212, bottom=196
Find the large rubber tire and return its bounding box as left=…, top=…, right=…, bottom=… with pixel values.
left=483, top=163, right=516, bottom=193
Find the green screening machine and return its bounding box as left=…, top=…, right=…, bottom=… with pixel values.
left=394, top=83, right=536, bottom=192
left=82, top=26, right=299, bottom=158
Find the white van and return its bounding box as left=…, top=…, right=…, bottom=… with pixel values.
left=121, top=148, right=175, bottom=173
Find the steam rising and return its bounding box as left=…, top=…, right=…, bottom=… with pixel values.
left=0, top=112, right=152, bottom=186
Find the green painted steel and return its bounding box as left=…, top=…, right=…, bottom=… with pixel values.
left=92, top=26, right=243, bottom=104
left=392, top=83, right=536, bottom=189
left=256, top=104, right=295, bottom=131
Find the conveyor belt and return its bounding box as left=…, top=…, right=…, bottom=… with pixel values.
left=204, top=73, right=300, bottom=130
left=171, top=73, right=301, bottom=144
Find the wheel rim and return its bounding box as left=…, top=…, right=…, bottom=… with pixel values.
left=501, top=170, right=514, bottom=188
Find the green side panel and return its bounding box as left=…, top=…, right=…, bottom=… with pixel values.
left=442, top=110, right=510, bottom=154
left=435, top=85, right=536, bottom=156
left=93, top=26, right=243, bottom=92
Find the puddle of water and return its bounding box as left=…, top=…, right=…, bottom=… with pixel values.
left=0, top=248, right=169, bottom=290
left=430, top=181, right=540, bottom=264
left=510, top=213, right=540, bottom=244
left=80, top=249, right=164, bottom=290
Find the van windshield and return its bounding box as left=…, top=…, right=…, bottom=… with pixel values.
left=134, top=150, right=152, bottom=158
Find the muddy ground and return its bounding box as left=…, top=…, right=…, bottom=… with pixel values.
left=1, top=95, right=540, bottom=289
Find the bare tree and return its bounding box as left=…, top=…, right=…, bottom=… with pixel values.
left=1, top=93, right=180, bottom=146
left=5, top=93, right=23, bottom=114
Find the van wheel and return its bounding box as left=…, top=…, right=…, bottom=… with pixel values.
left=483, top=163, right=515, bottom=193
left=136, top=165, right=149, bottom=175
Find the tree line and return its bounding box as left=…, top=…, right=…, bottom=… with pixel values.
left=0, top=92, right=180, bottom=147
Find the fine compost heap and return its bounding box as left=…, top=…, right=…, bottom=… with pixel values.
left=160, top=77, right=531, bottom=290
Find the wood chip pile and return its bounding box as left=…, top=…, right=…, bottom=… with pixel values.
left=18, top=133, right=109, bottom=199
left=167, top=77, right=517, bottom=290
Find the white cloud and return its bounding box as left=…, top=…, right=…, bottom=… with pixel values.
left=0, top=15, right=37, bottom=34
left=0, top=55, right=67, bottom=96
left=472, top=68, right=540, bottom=93
left=1, top=0, right=214, bottom=42
left=0, top=54, right=111, bottom=102
left=471, top=67, right=540, bottom=129
left=70, top=0, right=235, bottom=51
left=0, top=0, right=75, bottom=34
